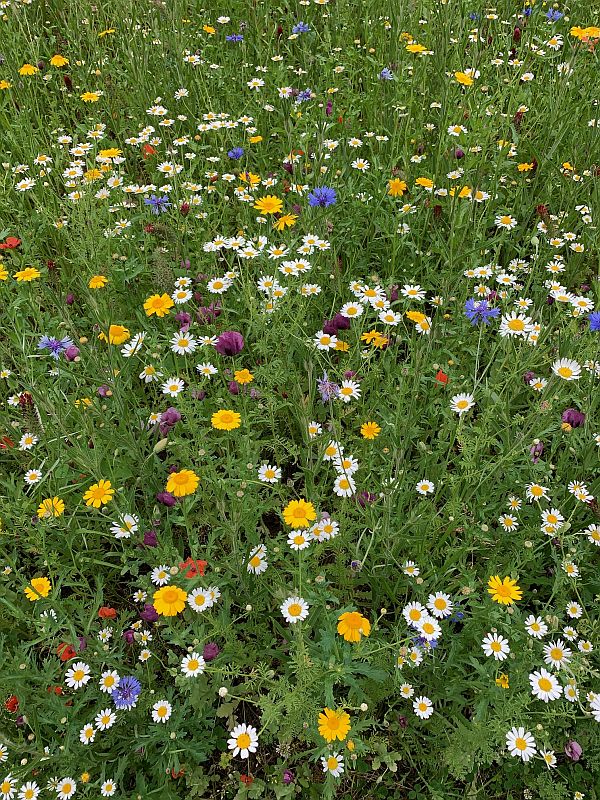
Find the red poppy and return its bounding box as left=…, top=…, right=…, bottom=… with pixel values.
left=57, top=643, right=77, bottom=661
left=141, top=143, right=157, bottom=158
left=98, top=606, right=117, bottom=619
left=0, top=236, right=21, bottom=249
left=240, top=774, right=254, bottom=786
left=179, top=558, right=207, bottom=578
left=46, top=685, right=63, bottom=695
left=0, top=435, right=15, bottom=449
left=435, top=369, right=449, bottom=386
left=4, top=695, right=19, bottom=713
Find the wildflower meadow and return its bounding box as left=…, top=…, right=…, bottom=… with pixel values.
left=1, top=0, right=600, bottom=797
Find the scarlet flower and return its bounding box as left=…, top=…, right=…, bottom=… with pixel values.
left=46, top=686, right=63, bottom=695
left=57, top=642, right=77, bottom=661
left=4, top=695, right=19, bottom=713
left=240, top=775, right=254, bottom=786
left=0, top=435, right=15, bottom=449
left=142, top=143, right=157, bottom=158
left=170, top=769, right=185, bottom=779
left=179, top=557, right=207, bottom=578
left=98, top=606, right=117, bottom=619
left=0, top=236, right=21, bottom=249
left=435, top=370, right=449, bottom=386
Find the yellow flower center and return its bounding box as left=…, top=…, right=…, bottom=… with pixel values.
left=538, top=678, right=552, bottom=692
left=73, top=670, right=85, bottom=681
left=558, top=366, right=573, bottom=378
left=249, top=556, right=261, bottom=568
left=550, top=648, right=563, bottom=661
left=327, top=756, right=338, bottom=770
left=194, top=594, right=206, bottom=606
left=288, top=603, right=302, bottom=617
left=422, top=622, right=435, bottom=634
left=236, top=733, right=251, bottom=748
left=507, top=319, right=525, bottom=331
left=162, top=588, right=179, bottom=604
left=188, top=659, right=199, bottom=671
left=514, top=738, right=527, bottom=751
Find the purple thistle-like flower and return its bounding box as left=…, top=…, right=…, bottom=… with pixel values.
left=140, top=604, right=159, bottom=622
left=308, top=186, right=336, bottom=208
left=565, top=740, right=582, bottom=761
left=142, top=530, right=158, bottom=547
left=562, top=408, right=585, bottom=428
left=464, top=298, right=500, bottom=325
left=215, top=330, right=244, bottom=355
left=317, top=371, right=340, bottom=402
left=530, top=441, right=544, bottom=463
left=156, top=491, right=177, bottom=507
left=203, top=642, right=220, bottom=661
left=38, top=335, right=74, bottom=360
left=111, top=675, right=142, bottom=709
left=144, top=194, right=171, bottom=215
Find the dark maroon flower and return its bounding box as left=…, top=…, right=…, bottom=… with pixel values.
left=203, top=642, right=220, bottom=661
left=389, top=284, right=399, bottom=302
left=323, top=313, right=351, bottom=335
left=180, top=202, right=190, bottom=216
left=228, top=380, right=240, bottom=395
left=580, top=284, right=590, bottom=293
left=65, top=293, right=75, bottom=305
left=344, top=370, right=357, bottom=379
left=398, top=715, right=408, bottom=729
left=64, top=345, right=80, bottom=362
left=325, top=100, right=333, bottom=117
left=78, top=636, right=87, bottom=651
left=156, top=491, right=177, bottom=507
left=282, top=161, right=293, bottom=174
left=215, top=330, right=244, bottom=355
left=523, top=371, right=536, bottom=385
left=143, top=530, right=158, bottom=547
left=191, top=389, right=206, bottom=401
left=140, top=604, right=159, bottom=622
left=123, top=630, right=135, bottom=644
left=159, top=407, right=182, bottom=435
left=565, top=740, right=582, bottom=761
left=357, top=491, right=377, bottom=507
left=454, top=148, right=464, bottom=159
left=562, top=408, right=585, bottom=428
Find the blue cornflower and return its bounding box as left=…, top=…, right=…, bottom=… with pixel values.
left=227, top=147, right=244, bottom=160
left=379, top=68, right=394, bottom=81
left=523, top=6, right=533, bottom=16
left=468, top=12, right=481, bottom=20
left=292, top=21, right=310, bottom=33
left=111, top=676, right=142, bottom=710
left=38, top=335, right=74, bottom=360
left=144, top=194, right=171, bottom=215
left=296, top=88, right=313, bottom=103
left=464, top=298, right=500, bottom=325
left=546, top=8, right=563, bottom=21
left=317, top=372, right=340, bottom=403
left=226, top=33, right=244, bottom=42
left=308, top=186, right=337, bottom=208
left=589, top=312, right=600, bottom=332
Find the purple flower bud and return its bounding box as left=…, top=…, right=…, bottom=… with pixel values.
left=323, top=313, right=351, bottom=335
left=191, top=389, right=206, bottom=400
left=123, top=630, right=135, bottom=644
left=175, top=311, right=192, bottom=329
left=64, top=345, right=80, bottom=362
left=454, top=148, right=464, bottom=159
left=249, top=387, right=260, bottom=399
left=282, top=161, right=293, bottom=174
left=523, top=371, right=536, bottom=385
left=357, top=491, right=377, bottom=507
left=97, top=385, right=110, bottom=397
left=565, top=740, right=582, bottom=761
left=292, top=203, right=302, bottom=215
left=350, top=559, right=362, bottom=572
left=562, top=408, right=585, bottom=428
left=530, top=441, right=544, bottom=463
left=181, top=259, right=191, bottom=270
left=78, top=636, right=87, bottom=651
left=167, top=463, right=179, bottom=474
left=344, top=370, right=357, bottom=379
left=580, top=284, right=590, bottom=293
left=203, top=642, right=220, bottom=661
left=15, top=716, right=25, bottom=727
left=140, top=604, right=159, bottom=622
left=215, top=330, right=244, bottom=355
left=161, top=407, right=182, bottom=426
left=283, top=769, right=294, bottom=785
left=228, top=380, right=240, bottom=395
left=547, top=294, right=555, bottom=305
left=325, top=100, right=333, bottom=117
left=156, top=491, right=177, bottom=507
left=142, top=530, right=158, bottom=547
left=65, top=293, right=75, bottom=305
left=398, top=715, right=408, bottom=729
left=389, top=284, right=399, bottom=302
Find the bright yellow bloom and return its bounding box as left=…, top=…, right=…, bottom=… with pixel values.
left=318, top=708, right=351, bottom=742
left=98, top=325, right=130, bottom=345
left=144, top=293, right=174, bottom=317
left=570, top=25, right=600, bottom=40
left=88, top=275, right=108, bottom=289
left=14, top=267, right=41, bottom=282
left=99, top=148, right=122, bottom=158
left=19, top=64, right=39, bottom=76
left=406, top=43, right=427, bottom=53
left=334, top=340, right=350, bottom=352
left=37, top=497, right=65, bottom=518
left=517, top=163, right=534, bottom=172
left=360, top=421, right=381, bottom=439
left=273, top=213, right=298, bottom=231
left=457, top=185, right=472, bottom=198
left=234, top=369, right=254, bottom=384
left=81, top=91, right=100, bottom=102
left=98, top=28, right=115, bottom=37
left=166, top=469, right=199, bottom=497
left=388, top=178, right=407, bottom=197
left=50, top=55, right=69, bottom=67
left=415, top=177, right=433, bottom=189
left=83, top=479, right=115, bottom=508
left=249, top=135, right=263, bottom=144
left=80, top=773, right=90, bottom=784
left=496, top=674, right=509, bottom=689
left=240, top=171, right=261, bottom=186
left=203, top=24, right=216, bottom=34
left=211, top=409, right=241, bottom=431
left=0, top=80, right=11, bottom=90
left=153, top=585, right=188, bottom=616
left=487, top=575, right=522, bottom=605
left=337, top=611, right=371, bottom=642
left=282, top=499, right=316, bottom=529
left=84, top=168, right=103, bottom=182
left=406, top=310, right=426, bottom=324
left=454, top=71, right=473, bottom=86
left=24, top=577, right=52, bottom=601
left=0, top=265, right=8, bottom=280
left=253, top=195, right=283, bottom=215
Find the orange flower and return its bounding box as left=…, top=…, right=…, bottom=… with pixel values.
left=337, top=611, right=371, bottom=642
